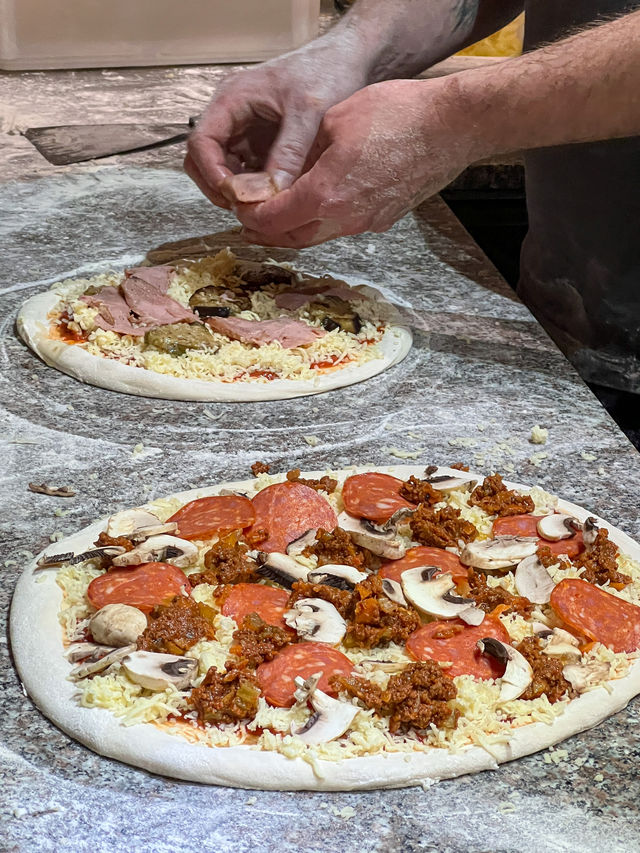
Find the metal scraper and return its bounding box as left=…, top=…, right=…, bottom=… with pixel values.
left=23, top=117, right=198, bottom=165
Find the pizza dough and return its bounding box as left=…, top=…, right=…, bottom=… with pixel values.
left=10, top=466, right=640, bottom=791
left=16, top=260, right=412, bottom=401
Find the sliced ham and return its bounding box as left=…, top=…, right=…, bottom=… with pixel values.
left=205, top=316, right=326, bottom=348
left=124, top=265, right=175, bottom=293
left=82, top=287, right=155, bottom=336
left=274, top=276, right=365, bottom=311
left=121, top=277, right=196, bottom=326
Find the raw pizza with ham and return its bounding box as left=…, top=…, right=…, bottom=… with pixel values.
left=16, top=249, right=411, bottom=401
left=10, top=465, right=640, bottom=790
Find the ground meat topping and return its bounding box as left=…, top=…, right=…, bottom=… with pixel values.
left=189, top=665, right=261, bottom=724
left=286, top=468, right=338, bottom=494
left=537, top=546, right=569, bottom=570
left=287, top=581, right=353, bottom=619
left=466, top=569, right=533, bottom=616
left=330, top=661, right=457, bottom=733
left=516, top=636, right=571, bottom=703
left=137, top=595, right=216, bottom=655
left=95, top=531, right=135, bottom=552
left=251, top=461, right=271, bottom=476
left=469, top=474, right=535, bottom=518
left=398, top=476, right=441, bottom=507
left=345, top=575, right=421, bottom=649
left=230, top=612, right=292, bottom=669
left=573, top=528, right=630, bottom=587
left=450, top=463, right=470, bottom=472
left=305, top=526, right=370, bottom=570
left=410, top=504, right=478, bottom=548
left=189, top=538, right=258, bottom=587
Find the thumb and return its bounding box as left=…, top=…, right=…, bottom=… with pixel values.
left=265, top=112, right=323, bottom=190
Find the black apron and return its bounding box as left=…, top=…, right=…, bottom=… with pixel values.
left=519, top=0, right=640, bottom=392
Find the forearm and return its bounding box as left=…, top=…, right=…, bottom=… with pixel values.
left=317, top=0, right=524, bottom=82
left=448, top=10, right=640, bottom=160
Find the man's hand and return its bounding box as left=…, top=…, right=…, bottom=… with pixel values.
left=185, top=45, right=368, bottom=209
left=235, top=79, right=478, bottom=247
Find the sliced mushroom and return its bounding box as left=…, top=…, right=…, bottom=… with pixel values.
left=476, top=638, right=533, bottom=701
left=381, top=577, right=409, bottom=607
left=70, top=643, right=136, bottom=680
left=536, top=514, right=578, bottom=542
left=337, top=511, right=408, bottom=560
left=111, top=535, right=198, bottom=568
left=284, top=599, right=346, bottom=645
left=89, top=603, right=148, bottom=647
left=65, top=642, right=117, bottom=663
left=106, top=508, right=164, bottom=538
left=563, top=661, right=610, bottom=693
left=121, top=651, right=198, bottom=691
left=37, top=545, right=126, bottom=568
left=401, top=567, right=484, bottom=625
left=354, top=659, right=408, bottom=674
left=541, top=627, right=582, bottom=661
left=254, top=552, right=310, bottom=588
left=514, top=555, right=556, bottom=604
left=460, top=536, right=539, bottom=572
left=424, top=468, right=477, bottom=493
left=286, top=528, right=318, bottom=557
left=307, top=563, right=368, bottom=590
left=582, top=517, right=600, bottom=549
left=291, top=674, right=359, bottom=745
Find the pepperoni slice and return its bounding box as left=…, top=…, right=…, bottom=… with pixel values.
left=87, top=562, right=190, bottom=614
left=406, top=616, right=510, bottom=679
left=550, top=578, right=640, bottom=653
left=342, top=472, right=415, bottom=523
left=246, top=481, right=337, bottom=553
left=493, top=514, right=584, bottom=558
left=379, top=546, right=468, bottom=583
left=221, top=583, right=291, bottom=630
left=167, top=495, right=255, bottom=541
left=257, top=642, right=354, bottom=707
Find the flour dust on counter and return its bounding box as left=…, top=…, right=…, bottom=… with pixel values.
left=10, top=464, right=640, bottom=791
left=17, top=249, right=411, bottom=401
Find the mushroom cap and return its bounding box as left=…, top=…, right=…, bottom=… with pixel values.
left=381, top=577, right=409, bottom=607
left=121, top=651, right=198, bottom=691
left=106, top=508, right=164, bottom=539
left=286, top=529, right=319, bottom=557
left=111, top=535, right=198, bottom=568
left=514, top=555, right=556, bottom=604
left=536, top=513, right=578, bottom=542
left=89, top=603, right=148, bottom=647
left=562, top=661, right=610, bottom=693
left=255, top=551, right=310, bottom=588
left=307, top=563, right=367, bottom=590
left=337, top=511, right=408, bottom=560
left=460, top=536, right=539, bottom=572
left=401, top=568, right=484, bottom=625
left=291, top=675, right=359, bottom=745
left=284, top=598, right=347, bottom=645
left=70, top=644, right=136, bottom=681
left=477, top=638, right=533, bottom=701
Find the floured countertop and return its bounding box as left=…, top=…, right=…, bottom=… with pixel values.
left=2, top=58, right=640, bottom=853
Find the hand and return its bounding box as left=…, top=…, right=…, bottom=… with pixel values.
left=185, top=43, right=368, bottom=209
left=234, top=78, right=481, bottom=247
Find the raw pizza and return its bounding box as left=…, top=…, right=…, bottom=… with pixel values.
left=10, top=465, right=640, bottom=791
left=16, top=250, right=411, bottom=401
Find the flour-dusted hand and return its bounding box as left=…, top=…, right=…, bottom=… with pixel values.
left=185, top=42, right=368, bottom=209
left=234, top=78, right=480, bottom=248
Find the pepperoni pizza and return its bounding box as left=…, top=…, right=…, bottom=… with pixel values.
left=16, top=251, right=411, bottom=401
left=10, top=466, right=640, bottom=790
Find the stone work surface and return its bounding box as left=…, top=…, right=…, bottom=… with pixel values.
left=1, top=60, right=640, bottom=853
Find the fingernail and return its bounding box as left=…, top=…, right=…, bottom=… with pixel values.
left=271, top=169, right=293, bottom=192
